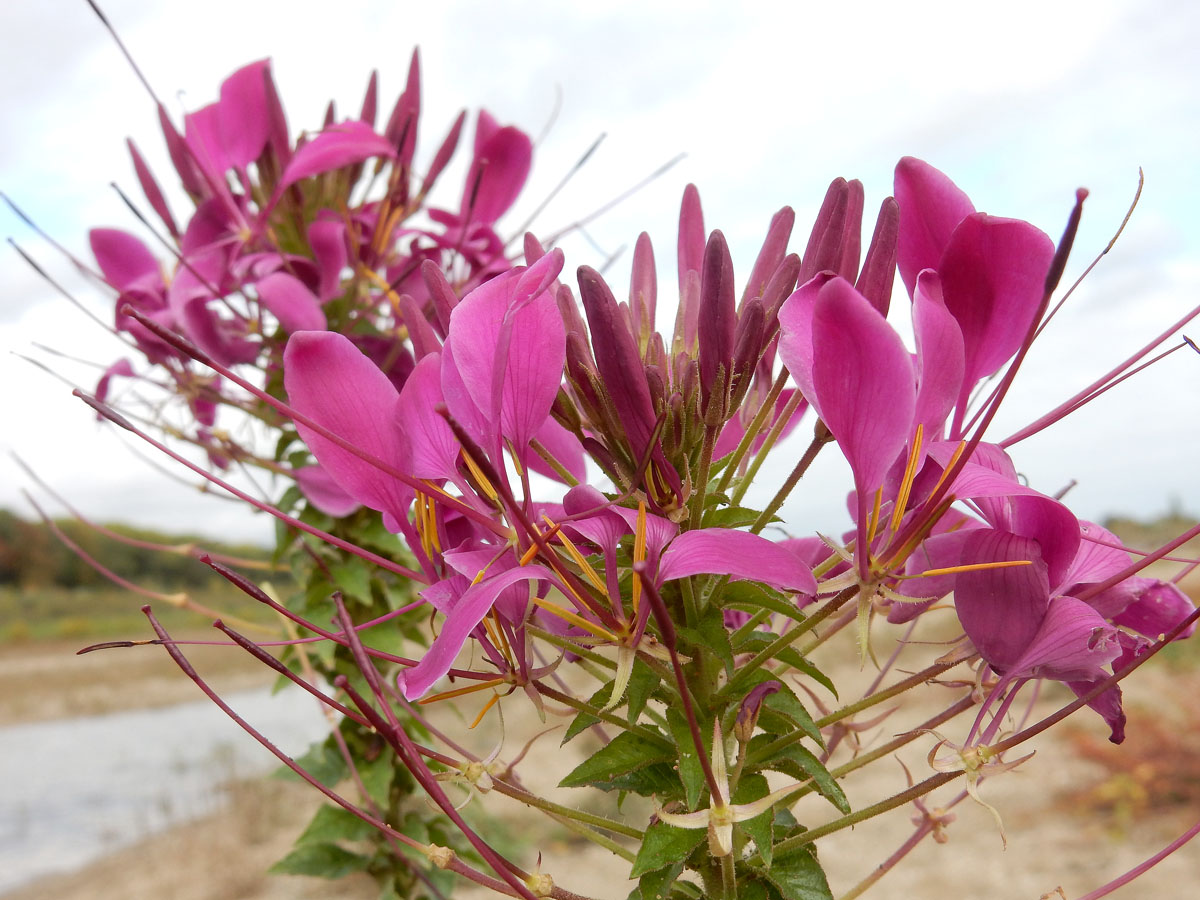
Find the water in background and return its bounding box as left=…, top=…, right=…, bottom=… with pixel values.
left=0, top=686, right=330, bottom=893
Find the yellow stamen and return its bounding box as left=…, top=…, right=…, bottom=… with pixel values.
left=866, top=488, right=884, bottom=545
left=461, top=449, right=500, bottom=503
left=890, top=424, right=925, bottom=534
left=632, top=500, right=648, bottom=618
left=904, top=559, right=1034, bottom=579
left=418, top=677, right=507, bottom=705
left=927, top=439, right=968, bottom=499
left=489, top=610, right=517, bottom=667
left=469, top=692, right=502, bottom=729
left=530, top=595, right=618, bottom=641
left=549, top=517, right=607, bottom=594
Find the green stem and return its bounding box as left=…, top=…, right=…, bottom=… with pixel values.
left=532, top=683, right=666, bottom=745
left=688, top=423, right=718, bottom=531
left=715, top=370, right=789, bottom=496
left=527, top=626, right=616, bottom=670
left=770, top=771, right=959, bottom=857
left=546, top=812, right=638, bottom=862
left=815, top=659, right=964, bottom=729
left=492, top=779, right=643, bottom=842
left=730, top=387, right=804, bottom=506
left=720, top=852, right=737, bottom=899
left=748, top=427, right=828, bottom=535
left=721, top=586, right=857, bottom=698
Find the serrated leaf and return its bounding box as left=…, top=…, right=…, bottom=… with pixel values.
left=636, top=860, right=686, bottom=900
left=697, top=616, right=735, bottom=676
left=702, top=505, right=779, bottom=529
left=733, top=773, right=774, bottom=867
left=722, top=581, right=809, bottom=626
left=665, top=708, right=705, bottom=809
left=750, top=736, right=850, bottom=815
left=559, top=731, right=674, bottom=789
left=762, top=684, right=824, bottom=748
left=295, top=802, right=377, bottom=846
left=757, top=845, right=832, bottom=900
left=608, top=761, right=685, bottom=798
left=562, top=683, right=611, bottom=746
left=631, top=822, right=706, bottom=877
left=269, top=842, right=370, bottom=879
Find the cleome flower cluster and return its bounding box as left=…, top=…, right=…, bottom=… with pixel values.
left=62, top=51, right=1200, bottom=900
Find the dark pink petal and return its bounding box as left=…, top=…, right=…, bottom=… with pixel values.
left=658, top=529, right=817, bottom=596
left=295, top=464, right=362, bottom=517
left=1008, top=595, right=1121, bottom=682
left=630, top=232, right=657, bottom=340
left=894, top=157, right=975, bottom=297
left=276, top=121, right=397, bottom=193
left=255, top=272, right=326, bottom=333
left=911, top=270, right=964, bottom=439
left=127, top=138, right=179, bottom=239
left=460, top=112, right=532, bottom=226
left=1111, top=578, right=1196, bottom=640
left=798, top=178, right=864, bottom=285
left=698, top=230, right=736, bottom=407
left=384, top=50, right=420, bottom=168
left=283, top=331, right=412, bottom=528
left=954, top=529, right=1049, bottom=672
left=809, top=277, right=915, bottom=495
left=939, top=214, right=1055, bottom=428
left=307, top=218, right=348, bottom=301
left=890, top=529, right=979, bottom=623
left=1067, top=677, right=1126, bottom=744
left=775, top=272, right=834, bottom=411
left=398, top=564, right=553, bottom=699
left=90, top=229, right=160, bottom=291
left=741, top=206, right=795, bottom=307
left=855, top=197, right=899, bottom=316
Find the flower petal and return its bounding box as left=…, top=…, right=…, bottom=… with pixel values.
left=659, top=529, right=817, bottom=597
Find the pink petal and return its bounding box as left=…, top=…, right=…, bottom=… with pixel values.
left=308, top=218, right=348, bottom=301
left=1009, top=595, right=1121, bottom=682
left=283, top=331, right=412, bottom=527
left=398, top=565, right=552, bottom=699
left=954, top=529, right=1049, bottom=673
left=939, top=214, right=1054, bottom=428
left=460, top=114, right=532, bottom=225
left=216, top=59, right=273, bottom=171
left=276, top=121, right=396, bottom=193
left=658, top=529, right=817, bottom=597
left=911, top=270, right=964, bottom=439
left=295, top=464, right=362, bottom=517
left=808, top=277, right=915, bottom=494
left=255, top=272, right=326, bottom=333
left=894, top=157, right=975, bottom=297
left=90, top=229, right=160, bottom=291
left=398, top=353, right=460, bottom=481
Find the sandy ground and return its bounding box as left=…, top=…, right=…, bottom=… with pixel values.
left=2, top=632, right=1199, bottom=900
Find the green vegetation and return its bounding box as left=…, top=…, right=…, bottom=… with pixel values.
left=0, top=508, right=276, bottom=643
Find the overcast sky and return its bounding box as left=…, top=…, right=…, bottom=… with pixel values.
left=2, top=0, right=1199, bottom=544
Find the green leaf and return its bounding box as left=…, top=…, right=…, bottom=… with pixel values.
left=701, top=505, right=778, bottom=529
left=696, top=616, right=735, bottom=676
left=631, top=822, right=706, bottom=877
left=750, top=736, right=850, bottom=815
left=721, top=580, right=809, bottom=626
left=627, top=658, right=661, bottom=725
left=636, top=860, right=686, bottom=900
left=559, top=731, right=675, bottom=789
left=295, top=803, right=376, bottom=846
left=757, top=846, right=833, bottom=900
left=609, top=762, right=686, bottom=799
left=665, top=708, right=705, bottom=809
left=330, top=559, right=372, bottom=602
left=762, top=684, right=824, bottom=748
left=269, top=842, right=370, bottom=879
left=275, top=739, right=348, bottom=787
left=359, top=748, right=398, bottom=809
left=733, top=773, right=774, bottom=867
left=562, top=682, right=611, bottom=746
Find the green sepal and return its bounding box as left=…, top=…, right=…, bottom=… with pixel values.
left=732, top=772, right=774, bottom=867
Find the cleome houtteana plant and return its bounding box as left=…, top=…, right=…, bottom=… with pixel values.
left=12, top=22, right=1200, bottom=900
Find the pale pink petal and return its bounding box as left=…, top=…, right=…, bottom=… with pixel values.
left=295, top=464, right=362, bottom=517
left=90, top=229, right=160, bottom=291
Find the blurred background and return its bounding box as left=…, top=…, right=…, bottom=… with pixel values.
left=2, top=0, right=1199, bottom=544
